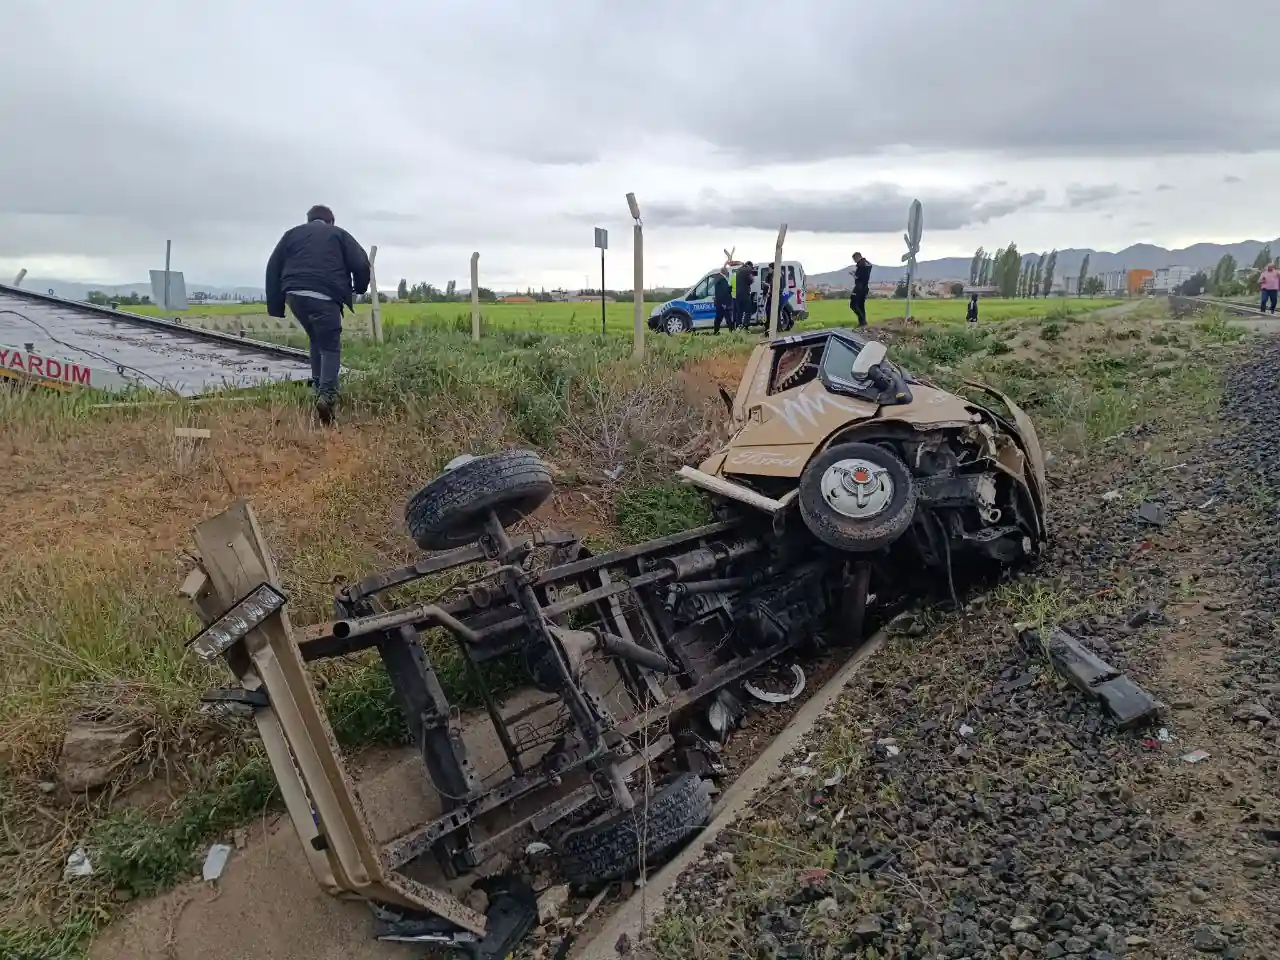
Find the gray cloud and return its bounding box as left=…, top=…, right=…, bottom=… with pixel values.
left=1065, top=183, right=1124, bottom=208
left=644, top=185, right=1045, bottom=234
left=1224, top=175, right=1244, bottom=184
left=1, top=0, right=1275, bottom=286
left=412, top=0, right=1279, bottom=164
left=1156, top=184, right=1175, bottom=191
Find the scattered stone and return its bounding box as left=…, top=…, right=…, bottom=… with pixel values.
left=1232, top=703, right=1273, bottom=724
left=1009, top=916, right=1036, bottom=932
left=1192, top=925, right=1227, bottom=952
left=851, top=915, right=882, bottom=940
left=815, top=897, right=839, bottom=919
left=1136, top=503, right=1168, bottom=526
left=58, top=719, right=142, bottom=792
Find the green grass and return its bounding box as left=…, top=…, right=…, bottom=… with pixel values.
left=91, top=753, right=276, bottom=899
left=0, top=298, right=1142, bottom=953
left=614, top=483, right=713, bottom=543
left=130, top=296, right=1121, bottom=337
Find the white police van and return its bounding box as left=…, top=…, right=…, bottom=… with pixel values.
left=648, top=261, right=809, bottom=335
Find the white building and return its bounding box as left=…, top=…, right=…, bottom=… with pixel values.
left=1151, top=265, right=1194, bottom=292
left=1098, top=270, right=1128, bottom=295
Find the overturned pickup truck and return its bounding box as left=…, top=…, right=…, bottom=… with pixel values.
left=184, top=328, right=1046, bottom=957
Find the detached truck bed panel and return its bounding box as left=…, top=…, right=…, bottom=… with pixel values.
left=0, top=284, right=312, bottom=396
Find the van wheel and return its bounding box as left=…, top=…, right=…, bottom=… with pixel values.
left=799, top=442, right=916, bottom=552
left=662, top=312, right=692, bottom=335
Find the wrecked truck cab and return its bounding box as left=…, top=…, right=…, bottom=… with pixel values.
left=686, top=327, right=1047, bottom=573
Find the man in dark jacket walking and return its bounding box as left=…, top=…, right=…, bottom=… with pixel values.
left=849, top=252, right=872, bottom=328
left=266, top=205, right=370, bottom=424
left=713, top=266, right=733, bottom=334
left=734, top=261, right=757, bottom=329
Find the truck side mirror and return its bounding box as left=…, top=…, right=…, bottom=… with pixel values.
left=851, top=341, right=887, bottom=378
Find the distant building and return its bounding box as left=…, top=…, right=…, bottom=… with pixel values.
left=869, top=281, right=898, bottom=298
left=1098, top=270, right=1128, bottom=295
left=918, top=278, right=963, bottom=298
left=1151, top=265, right=1193, bottom=293
left=1128, top=269, right=1154, bottom=294
left=500, top=295, right=535, bottom=303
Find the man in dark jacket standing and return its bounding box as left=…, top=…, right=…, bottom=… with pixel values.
left=849, top=252, right=872, bottom=328
left=713, top=266, right=733, bottom=334
left=266, top=205, right=370, bottom=424
left=734, top=261, right=757, bottom=329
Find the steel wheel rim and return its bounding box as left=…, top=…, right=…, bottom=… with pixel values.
left=820, top=458, right=894, bottom=519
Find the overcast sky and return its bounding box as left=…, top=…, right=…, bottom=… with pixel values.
left=3, top=0, right=1277, bottom=291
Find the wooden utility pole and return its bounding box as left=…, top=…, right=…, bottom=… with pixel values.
left=368, top=245, right=384, bottom=343
left=627, top=193, right=644, bottom=360
left=470, top=253, right=480, bottom=342
left=767, top=224, right=788, bottom=339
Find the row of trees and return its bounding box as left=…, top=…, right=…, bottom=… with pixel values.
left=968, top=246, right=1062, bottom=298
left=86, top=291, right=151, bottom=306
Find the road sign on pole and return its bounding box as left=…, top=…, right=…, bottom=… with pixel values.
left=594, top=228, right=608, bottom=338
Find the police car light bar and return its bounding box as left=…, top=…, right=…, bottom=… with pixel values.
left=188, top=583, right=287, bottom=661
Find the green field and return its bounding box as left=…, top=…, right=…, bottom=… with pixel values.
left=135, top=296, right=1122, bottom=336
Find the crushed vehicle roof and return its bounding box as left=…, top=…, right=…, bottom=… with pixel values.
left=0, top=283, right=312, bottom=396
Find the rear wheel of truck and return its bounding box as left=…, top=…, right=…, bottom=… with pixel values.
left=799, top=442, right=916, bottom=552
left=559, top=773, right=713, bottom=886
left=404, top=449, right=554, bottom=551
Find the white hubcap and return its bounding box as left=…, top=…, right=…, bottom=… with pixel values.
left=820, top=458, right=894, bottom=519
left=665, top=315, right=684, bottom=334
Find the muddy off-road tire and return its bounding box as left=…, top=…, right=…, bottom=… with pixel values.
left=559, top=774, right=713, bottom=886
left=404, top=449, right=554, bottom=551
left=799, top=442, right=916, bottom=553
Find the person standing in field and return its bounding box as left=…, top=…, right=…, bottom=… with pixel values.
left=266, top=205, right=370, bottom=425
left=1260, top=262, right=1280, bottom=315
left=734, top=261, right=757, bottom=329
left=849, top=252, right=872, bottom=328
left=966, top=293, right=980, bottom=324
left=713, top=266, right=733, bottom=334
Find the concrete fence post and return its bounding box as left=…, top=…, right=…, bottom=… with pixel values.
left=368, top=245, right=384, bottom=343
left=470, top=252, right=481, bottom=342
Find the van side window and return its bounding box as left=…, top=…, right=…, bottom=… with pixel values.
left=690, top=277, right=713, bottom=300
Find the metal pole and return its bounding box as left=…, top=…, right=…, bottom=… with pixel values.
left=470, top=252, right=481, bottom=342
left=600, top=248, right=607, bottom=339
left=905, top=259, right=914, bottom=321
left=164, top=239, right=172, bottom=311
left=633, top=222, right=644, bottom=359
left=767, top=223, right=787, bottom=340
left=368, top=245, right=383, bottom=343
left=627, top=192, right=644, bottom=360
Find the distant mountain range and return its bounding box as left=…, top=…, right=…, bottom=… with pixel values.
left=19, top=235, right=1280, bottom=302
left=808, top=237, right=1280, bottom=286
